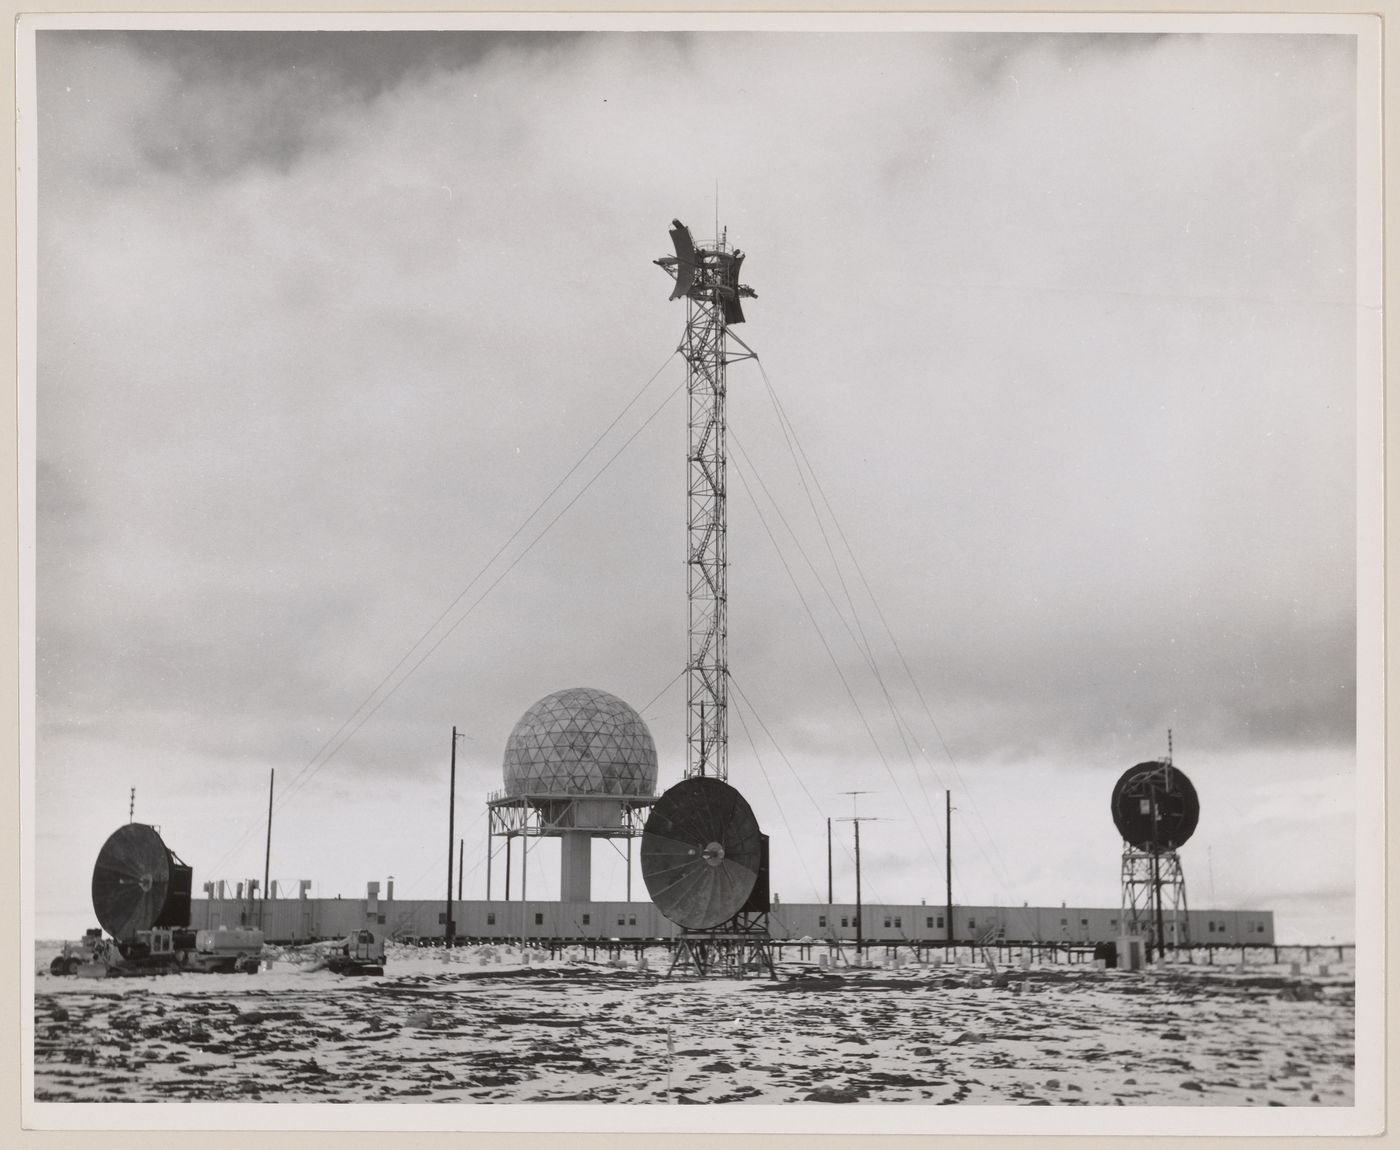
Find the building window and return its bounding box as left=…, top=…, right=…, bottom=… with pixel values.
left=894, top=916, right=902, bottom=928
left=1061, top=918, right=1068, bottom=926
left=534, top=913, right=544, bottom=926
left=925, top=917, right=933, bottom=928
left=819, top=915, right=827, bottom=928
left=1109, top=918, right=1117, bottom=927
left=1080, top=918, right=1088, bottom=927
left=486, top=913, right=496, bottom=926
left=618, top=916, right=625, bottom=926
left=628, top=915, right=637, bottom=926
left=582, top=914, right=591, bottom=926
left=883, top=917, right=892, bottom=929
left=968, top=919, right=976, bottom=930
left=841, top=917, right=849, bottom=928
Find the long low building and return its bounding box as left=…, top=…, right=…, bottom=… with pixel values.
left=193, top=892, right=1275, bottom=947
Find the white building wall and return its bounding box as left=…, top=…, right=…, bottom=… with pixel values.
left=193, top=898, right=1275, bottom=945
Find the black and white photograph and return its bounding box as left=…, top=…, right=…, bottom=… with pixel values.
left=18, top=11, right=1383, bottom=1133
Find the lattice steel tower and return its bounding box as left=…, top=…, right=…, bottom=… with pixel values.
left=656, top=220, right=756, bottom=782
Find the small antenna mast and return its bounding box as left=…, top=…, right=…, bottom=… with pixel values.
left=838, top=789, right=874, bottom=819
left=128, top=787, right=135, bottom=824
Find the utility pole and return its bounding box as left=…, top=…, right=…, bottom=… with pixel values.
left=504, top=832, right=512, bottom=900
left=1151, top=846, right=1165, bottom=963
left=262, top=768, right=275, bottom=932
left=854, top=820, right=863, bottom=957
left=826, top=817, right=833, bottom=905
left=836, top=791, right=876, bottom=960
left=1158, top=729, right=1173, bottom=961
left=837, top=812, right=886, bottom=962
left=945, top=790, right=954, bottom=949
left=458, top=838, right=464, bottom=901
left=446, top=726, right=463, bottom=948
left=1150, top=787, right=1166, bottom=961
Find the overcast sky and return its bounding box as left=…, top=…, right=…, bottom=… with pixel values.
left=31, top=26, right=1363, bottom=943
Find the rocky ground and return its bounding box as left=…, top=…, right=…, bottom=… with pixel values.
left=31, top=943, right=1354, bottom=1105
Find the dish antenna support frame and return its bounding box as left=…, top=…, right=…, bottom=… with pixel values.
left=1113, top=738, right=1196, bottom=963
left=1121, top=842, right=1189, bottom=963
left=667, top=911, right=776, bottom=979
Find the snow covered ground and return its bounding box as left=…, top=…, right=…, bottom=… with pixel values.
left=31, top=942, right=1354, bottom=1105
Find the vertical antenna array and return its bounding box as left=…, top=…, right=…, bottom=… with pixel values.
left=655, top=219, right=757, bottom=782
left=684, top=261, right=729, bottom=781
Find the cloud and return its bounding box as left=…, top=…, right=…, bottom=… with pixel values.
left=32, top=28, right=1363, bottom=943
left=39, top=31, right=587, bottom=180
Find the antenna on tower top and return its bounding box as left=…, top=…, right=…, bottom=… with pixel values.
left=128, top=787, right=135, bottom=824
left=654, top=216, right=757, bottom=781
left=1167, top=728, right=1173, bottom=765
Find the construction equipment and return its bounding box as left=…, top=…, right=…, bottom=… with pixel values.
left=324, top=926, right=386, bottom=976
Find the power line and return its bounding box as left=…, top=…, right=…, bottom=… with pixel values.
left=274, top=375, right=686, bottom=814
left=730, top=673, right=900, bottom=908
left=726, top=673, right=826, bottom=818
left=738, top=425, right=1045, bottom=902
left=753, top=357, right=1015, bottom=888
left=207, top=353, right=681, bottom=878
left=638, top=667, right=685, bottom=722
left=731, top=431, right=947, bottom=830
left=730, top=689, right=823, bottom=902
left=730, top=452, right=942, bottom=869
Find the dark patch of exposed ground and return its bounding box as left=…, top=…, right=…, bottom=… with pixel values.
left=32, top=958, right=1354, bottom=1105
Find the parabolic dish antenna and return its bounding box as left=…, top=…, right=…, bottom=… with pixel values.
left=641, top=777, right=764, bottom=930
left=1110, top=761, right=1200, bottom=852
left=91, top=823, right=185, bottom=941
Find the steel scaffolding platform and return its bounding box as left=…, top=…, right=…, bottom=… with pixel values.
left=668, top=910, right=776, bottom=979
left=1121, top=844, right=1190, bottom=959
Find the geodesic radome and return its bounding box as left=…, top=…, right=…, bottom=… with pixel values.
left=503, top=687, right=659, bottom=798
